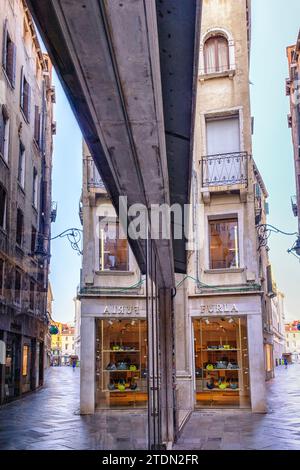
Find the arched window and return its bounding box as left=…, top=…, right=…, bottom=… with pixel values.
left=204, top=35, right=229, bottom=74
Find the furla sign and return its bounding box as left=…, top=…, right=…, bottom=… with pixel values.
left=103, top=305, right=140, bottom=315
left=199, top=304, right=239, bottom=315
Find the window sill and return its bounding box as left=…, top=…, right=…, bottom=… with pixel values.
left=199, top=69, right=236, bottom=81
left=204, top=268, right=245, bottom=274
left=95, top=270, right=135, bottom=276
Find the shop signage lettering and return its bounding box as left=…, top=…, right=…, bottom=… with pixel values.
left=103, top=305, right=139, bottom=315
left=200, top=304, right=239, bottom=314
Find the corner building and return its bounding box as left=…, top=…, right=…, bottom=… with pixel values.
left=79, top=0, right=270, bottom=434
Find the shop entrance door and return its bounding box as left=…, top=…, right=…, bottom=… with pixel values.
left=4, top=333, right=21, bottom=402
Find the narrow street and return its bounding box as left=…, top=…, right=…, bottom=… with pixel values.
left=0, top=364, right=300, bottom=450
left=0, top=368, right=147, bottom=450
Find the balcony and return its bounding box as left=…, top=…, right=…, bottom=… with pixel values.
left=291, top=195, right=298, bottom=217
left=201, top=152, right=248, bottom=201
left=87, top=158, right=106, bottom=191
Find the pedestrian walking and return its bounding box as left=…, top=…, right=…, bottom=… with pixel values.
left=72, top=359, right=76, bottom=371
left=284, top=357, right=288, bottom=369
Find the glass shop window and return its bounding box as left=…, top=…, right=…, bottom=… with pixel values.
left=22, top=345, right=29, bottom=376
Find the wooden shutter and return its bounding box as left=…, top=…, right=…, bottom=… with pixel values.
left=2, top=19, right=8, bottom=69
left=34, top=106, right=39, bottom=142
left=20, top=66, right=24, bottom=109
left=27, top=83, right=31, bottom=122
left=11, top=43, right=16, bottom=88
left=0, top=106, right=4, bottom=155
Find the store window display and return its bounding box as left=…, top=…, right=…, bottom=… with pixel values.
left=96, top=319, right=147, bottom=409
left=193, top=317, right=250, bottom=408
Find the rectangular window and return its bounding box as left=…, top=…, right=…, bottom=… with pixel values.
left=0, top=258, right=4, bottom=296
left=29, top=281, right=35, bottom=311
left=2, top=20, right=16, bottom=87
left=206, top=116, right=240, bottom=155
left=65, top=344, right=68, bottom=350
left=31, top=226, right=37, bottom=254
left=0, top=184, right=7, bottom=230
left=33, top=167, right=38, bottom=208
left=16, top=209, right=24, bottom=246
left=99, top=219, right=128, bottom=271
left=209, top=218, right=239, bottom=269
left=20, top=68, right=31, bottom=122
left=18, top=142, right=26, bottom=188
left=34, top=106, right=40, bottom=144
left=0, top=105, right=10, bottom=162
left=22, top=345, right=29, bottom=376
left=15, top=269, right=22, bottom=305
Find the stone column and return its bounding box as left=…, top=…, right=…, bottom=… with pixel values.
left=247, top=314, right=267, bottom=413
left=174, top=274, right=193, bottom=431
left=159, top=288, right=174, bottom=447
left=80, top=316, right=95, bottom=414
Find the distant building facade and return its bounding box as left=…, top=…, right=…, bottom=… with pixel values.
left=0, top=0, right=55, bottom=404
left=285, top=321, right=300, bottom=362
left=50, top=322, right=75, bottom=366
left=286, top=30, right=300, bottom=243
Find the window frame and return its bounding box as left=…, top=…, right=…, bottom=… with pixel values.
left=16, top=208, right=24, bottom=247
left=0, top=257, right=4, bottom=297
left=208, top=217, right=240, bottom=270
left=204, top=35, right=230, bottom=75
left=20, top=67, right=31, bottom=123
left=14, top=268, right=22, bottom=305
left=0, top=184, right=7, bottom=231
left=32, top=167, right=38, bottom=208
left=2, top=19, right=16, bottom=88
left=0, top=105, right=10, bottom=163
left=98, top=217, right=129, bottom=272
left=29, top=280, right=35, bottom=311
left=18, top=141, right=26, bottom=189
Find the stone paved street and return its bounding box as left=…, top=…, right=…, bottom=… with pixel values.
left=0, top=364, right=300, bottom=450
left=0, top=367, right=147, bottom=450
left=175, top=363, right=300, bottom=450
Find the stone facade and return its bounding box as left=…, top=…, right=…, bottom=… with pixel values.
left=78, top=0, right=286, bottom=432
left=0, top=0, right=55, bottom=404
left=286, top=29, right=300, bottom=234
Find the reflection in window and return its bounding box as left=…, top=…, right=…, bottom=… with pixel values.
left=204, top=35, right=229, bottom=74
left=209, top=218, right=239, bottom=269
left=99, top=219, right=128, bottom=271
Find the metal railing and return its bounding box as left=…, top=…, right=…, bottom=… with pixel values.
left=201, top=151, right=248, bottom=188
left=86, top=158, right=106, bottom=189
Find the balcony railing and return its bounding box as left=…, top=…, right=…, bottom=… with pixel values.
left=201, top=151, right=248, bottom=188
left=291, top=195, right=298, bottom=217
left=86, top=158, right=106, bottom=189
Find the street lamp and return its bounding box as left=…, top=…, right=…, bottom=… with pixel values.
left=256, top=224, right=300, bottom=261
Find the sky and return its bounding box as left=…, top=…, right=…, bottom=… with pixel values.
left=49, top=0, right=300, bottom=323
left=250, top=0, right=300, bottom=321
